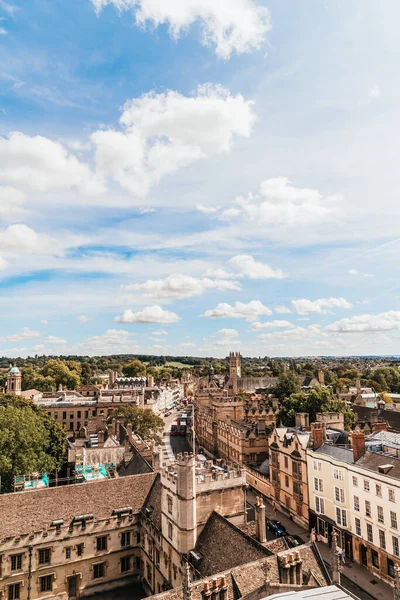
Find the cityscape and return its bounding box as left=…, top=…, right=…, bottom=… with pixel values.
left=1, top=2, right=400, bottom=600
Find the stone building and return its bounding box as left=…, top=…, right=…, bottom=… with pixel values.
left=5, top=365, right=22, bottom=396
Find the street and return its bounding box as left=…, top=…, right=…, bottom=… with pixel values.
left=162, top=404, right=192, bottom=461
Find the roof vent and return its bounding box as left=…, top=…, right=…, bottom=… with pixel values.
left=379, top=464, right=394, bottom=474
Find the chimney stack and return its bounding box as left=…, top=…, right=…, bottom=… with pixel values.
left=318, top=370, right=325, bottom=386
left=147, top=375, right=154, bottom=388
left=98, top=430, right=105, bottom=447
left=295, top=413, right=309, bottom=429
left=126, top=422, right=133, bottom=437
left=255, top=496, right=267, bottom=543
left=351, top=431, right=366, bottom=462
left=311, top=423, right=325, bottom=450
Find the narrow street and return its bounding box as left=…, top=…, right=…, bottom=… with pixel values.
left=161, top=404, right=192, bottom=462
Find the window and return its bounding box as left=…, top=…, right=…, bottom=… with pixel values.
left=391, top=511, right=398, bottom=530
left=63, top=411, right=67, bottom=419
left=367, top=523, right=373, bottom=543
left=365, top=500, right=371, bottom=517
left=376, top=484, right=382, bottom=497
left=314, top=478, right=323, bottom=493
left=40, top=575, right=53, bottom=593
left=96, top=536, right=107, bottom=552
left=355, top=518, right=361, bottom=536
left=379, top=529, right=386, bottom=550
left=315, top=497, right=325, bottom=514
left=394, top=537, right=400, bottom=557
left=121, top=532, right=131, bottom=548
left=10, top=554, right=22, bottom=571
left=285, top=475, right=289, bottom=488
left=335, top=487, right=345, bottom=504
left=136, top=532, right=141, bottom=545
left=168, top=522, right=173, bottom=540
left=167, top=495, right=173, bottom=514
left=8, top=584, right=20, bottom=600
left=93, top=563, right=105, bottom=579
left=388, top=558, right=395, bottom=579
left=38, top=548, right=50, bottom=565
left=284, top=456, right=289, bottom=469
left=371, top=549, right=379, bottom=568
left=76, top=544, right=84, bottom=557
left=121, top=557, right=131, bottom=573
left=389, top=489, right=396, bottom=503
left=377, top=506, right=384, bottom=523
left=364, top=480, right=370, bottom=492
left=313, top=460, right=321, bottom=471
left=354, top=496, right=360, bottom=512
left=336, top=507, right=347, bottom=527
left=66, top=547, right=71, bottom=559
left=352, top=476, right=358, bottom=487
left=334, top=469, right=344, bottom=480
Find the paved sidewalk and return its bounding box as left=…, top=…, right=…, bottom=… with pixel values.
left=251, top=492, right=393, bottom=600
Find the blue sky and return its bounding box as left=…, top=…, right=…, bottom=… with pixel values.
left=1, top=0, right=400, bottom=358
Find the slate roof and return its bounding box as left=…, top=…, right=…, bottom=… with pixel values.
left=267, top=585, right=353, bottom=599
left=0, top=472, right=156, bottom=539
left=118, top=451, right=153, bottom=476
left=193, top=511, right=272, bottom=577
left=353, top=405, right=400, bottom=432
left=356, top=451, right=400, bottom=479
left=314, top=444, right=354, bottom=464
left=142, top=474, right=163, bottom=530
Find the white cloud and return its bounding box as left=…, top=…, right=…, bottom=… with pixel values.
left=78, top=329, right=138, bottom=353
left=114, top=305, right=180, bottom=324
left=347, top=269, right=373, bottom=278
left=122, top=273, right=241, bottom=300
left=220, top=177, right=339, bottom=227
left=275, top=305, right=292, bottom=314
left=0, top=1, right=18, bottom=15
left=0, top=132, right=104, bottom=194
left=0, top=327, right=41, bottom=342
left=92, top=85, right=255, bottom=197
left=292, top=297, right=352, bottom=315
left=326, top=311, right=400, bottom=333
left=139, top=207, right=156, bottom=214
left=197, top=204, right=221, bottom=214
left=229, top=254, right=285, bottom=279
left=44, top=335, right=68, bottom=345
left=76, top=315, right=89, bottom=323
left=0, top=187, right=29, bottom=221
left=369, top=85, right=381, bottom=99
left=216, top=328, right=239, bottom=338
left=180, top=342, right=196, bottom=348
left=250, top=320, right=294, bottom=331
left=40, top=320, right=48, bottom=325
left=152, top=329, right=168, bottom=336
left=202, top=300, right=272, bottom=322
left=91, top=0, right=271, bottom=59
left=0, top=255, right=8, bottom=270
left=258, top=324, right=324, bottom=341
left=203, top=268, right=237, bottom=279
left=0, top=27, right=7, bottom=35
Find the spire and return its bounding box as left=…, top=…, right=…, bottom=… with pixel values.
left=183, top=562, right=192, bottom=600
left=330, top=529, right=342, bottom=585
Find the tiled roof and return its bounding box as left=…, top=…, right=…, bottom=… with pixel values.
left=356, top=451, right=400, bottom=479
left=193, top=511, right=272, bottom=577
left=0, top=472, right=156, bottom=539
left=142, top=474, right=162, bottom=530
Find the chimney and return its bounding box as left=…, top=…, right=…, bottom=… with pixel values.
left=126, top=422, right=133, bottom=437
left=255, top=496, right=267, bottom=543
left=372, top=422, right=388, bottom=433
left=318, top=370, right=325, bottom=385
left=352, top=431, right=366, bottom=462
left=311, top=423, right=325, bottom=450
left=98, top=430, right=105, bottom=447
left=147, top=375, right=154, bottom=388
left=219, top=577, right=228, bottom=600
left=211, top=579, right=219, bottom=600
left=106, top=423, right=113, bottom=438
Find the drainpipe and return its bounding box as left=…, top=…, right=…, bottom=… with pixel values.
left=27, top=546, right=33, bottom=600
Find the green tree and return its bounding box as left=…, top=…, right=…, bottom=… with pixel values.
left=122, top=360, right=147, bottom=378
left=278, top=387, right=355, bottom=430
left=0, top=393, right=67, bottom=493
left=113, top=406, right=164, bottom=443
left=273, top=372, right=301, bottom=400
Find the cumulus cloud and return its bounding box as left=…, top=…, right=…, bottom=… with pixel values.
left=258, top=324, right=324, bottom=341
left=229, top=254, right=285, bottom=279
left=180, top=342, right=196, bottom=348
left=152, top=329, right=168, bottom=336
left=0, top=187, right=29, bottom=221
left=92, top=85, right=255, bottom=197
left=44, top=335, right=68, bottom=345
left=216, top=328, right=239, bottom=338
left=79, top=329, right=138, bottom=353
left=0, top=255, right=8, bottom=270
left=202, top=300, right=272, bottom=322
left=122, top=273, right=241, bottom=300
left=292, top=297, right=352, bottom=315
left=0, top=132, right=104, bottom=194
left=77, top=315, right=89, bottom=323
left=250, top=320, right=294, bottom=331
left=91, top=0, right=271, bottom=59
left=347, top=269, right=373, bottom=278
left=114, top=305, right=180, bottom=324
left=220, top=177, right=339, bottom=227
left=0, top=27, right=7, bottom=35
left=197, top=204, right=221, bottom=214
left=0, top=327, right=41, bottom=342
left=326, top=311, right=400, bottom=333
left=275, top=305, right=292, bottom=314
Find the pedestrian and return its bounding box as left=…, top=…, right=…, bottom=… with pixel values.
left=341, top=549, right=346, bottom=564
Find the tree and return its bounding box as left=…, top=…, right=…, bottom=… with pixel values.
left=122, top=360, right=147, bottom=378
left=113, top=406, right=164, bottom=443
left=278, top=387, right=355, bottom=430
left=0, top=393, right=67, bottom=493
left=273, top=372, right=301, bottom=401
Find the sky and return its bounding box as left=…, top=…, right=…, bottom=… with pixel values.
left=1, top=0, right=400, bottom=358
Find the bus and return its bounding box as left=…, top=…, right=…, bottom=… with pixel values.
left=170, top=422, right=179, bottom=436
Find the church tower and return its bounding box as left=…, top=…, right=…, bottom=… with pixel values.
left=229, top=352, right=241, bottom=379
left=7, top=365, right=22, bottom=396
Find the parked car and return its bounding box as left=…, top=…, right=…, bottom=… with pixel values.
left=165, top=411, right=172, bottom=417
left=285, top=535, right=301, bottom=548
left=267, top=519, right=287, bottom=537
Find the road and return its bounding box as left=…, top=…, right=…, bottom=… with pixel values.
left=162, top=405, right=192, bottom=462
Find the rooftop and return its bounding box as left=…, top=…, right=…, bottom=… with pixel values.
left=311, top=444, right=354, bottom=464
left=265, top=586, right=354, bottom=600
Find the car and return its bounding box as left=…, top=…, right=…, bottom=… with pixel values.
left=165, top=411, right=172, bottom=417
left=267, top=519, right=287, bottom=537
left=285, top=535, right=301, bottom=548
